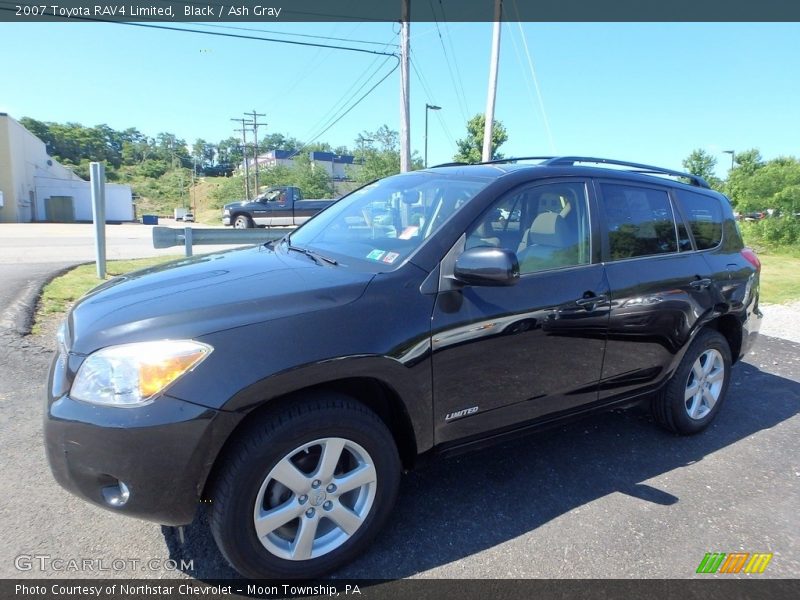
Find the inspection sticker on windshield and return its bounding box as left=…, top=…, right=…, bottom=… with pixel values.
left=366, top=249, right=386, bottom=261
left=382, top=252, right=400, bottom=264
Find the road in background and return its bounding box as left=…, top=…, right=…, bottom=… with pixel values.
left=0, top=222, right=245, bottom=264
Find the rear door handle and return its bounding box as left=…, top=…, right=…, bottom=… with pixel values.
left=690, top=278, right=712, bottom=290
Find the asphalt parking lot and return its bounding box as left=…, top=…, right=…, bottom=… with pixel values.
left=0, top=241, right=797, bottom=580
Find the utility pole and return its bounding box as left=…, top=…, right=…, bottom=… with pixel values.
left=482, top=0, right=503, bottom=162
left=231, top=117, right=250, bottom=200
left=245, top=110, right=267, bottom=196
left=399, top=0, right=411, bottom=172
left=191, top=156, right=196, bottom=210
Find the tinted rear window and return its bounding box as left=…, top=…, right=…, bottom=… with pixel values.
left=674, top=190, right=723, bottom=250
left=600, top=183, right=678, bottom=260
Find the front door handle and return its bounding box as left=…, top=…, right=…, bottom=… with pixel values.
left=575, top=294, right=608, bottom=309
left=690, top=278, right=712, bottom=290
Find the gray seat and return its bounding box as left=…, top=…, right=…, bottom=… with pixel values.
left=516, top=212, right=575, bottom=271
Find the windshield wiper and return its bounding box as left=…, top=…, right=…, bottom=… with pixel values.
left=281, top=238, right=338, bottom=265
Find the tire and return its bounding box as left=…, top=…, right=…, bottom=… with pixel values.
left=209, top=394, right=401, bottom=579
left=652, top=329, right=732, bottom=435
left=233, top=214, right=253, bottom=229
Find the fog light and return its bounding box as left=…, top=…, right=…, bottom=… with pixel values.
left=101, top=481, right=130, bottom=507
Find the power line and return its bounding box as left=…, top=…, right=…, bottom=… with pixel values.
left=45, top=18, right=399, bottom=58
left=292, top=60, right=400, bottom=156
left=505, top=22, right=544, bottom=148
left=437, top=1, right=472, bottom=117
left=188, top=22, right=399, bottom=48
left=510, top=11, right=556, bottom=153
left=299, top=39, right=397, bottom=143
left=427, top=0, right=470, bottom=122
left=409, top=53, right=456, bottom=150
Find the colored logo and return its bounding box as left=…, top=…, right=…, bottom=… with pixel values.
left=696, top=552, right=773, bottom=574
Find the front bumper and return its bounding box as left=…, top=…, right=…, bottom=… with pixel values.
left=45, top=359, right=241, bottom=526
left=222, top=214, right=231, bottom=226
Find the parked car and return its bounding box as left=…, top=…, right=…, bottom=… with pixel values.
left=45, top=156, right=761, bottom=579
left=183, top=212, right=195, bottom=223
left=222, top=186, right=335, bottom=229
left=740, top=211, right=766, bottom=221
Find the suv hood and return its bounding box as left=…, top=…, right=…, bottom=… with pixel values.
left=66, top=246, right=374, bottom=355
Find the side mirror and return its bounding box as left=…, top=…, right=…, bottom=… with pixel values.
left=454, top=247, right=520, bottom=287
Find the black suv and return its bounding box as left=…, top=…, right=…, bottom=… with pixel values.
left=45, top=156, right=762, bottom=579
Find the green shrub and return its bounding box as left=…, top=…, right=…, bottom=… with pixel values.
left=740, top=216, right=800, bottom=248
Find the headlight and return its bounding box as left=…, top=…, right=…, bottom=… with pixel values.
left=223, top=208, right=230, bottom=215
left=71, top=340, right=213, bottom=407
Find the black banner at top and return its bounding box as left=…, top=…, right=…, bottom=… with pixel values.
left=1, top=0, right=799, bottom=22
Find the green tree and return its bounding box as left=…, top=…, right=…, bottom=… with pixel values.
left=728, top=155, right=800, bottom=214
left=191, top=138, right=215, bottom=167
left=453, top=114, right=508, bottom=164
left=260, top=133, right=300, bottom=153
left=290, top=154, right=334, bottom=198
left=216, top=136, right=243, bottom=167
left=349, top=125, right=423, bottom=183
left=682, top=149, right=722, bottom=189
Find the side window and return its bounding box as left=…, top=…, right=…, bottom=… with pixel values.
left=600, top=183, right=678, bottom=260
left=673, top=189, right=723, bottom=250
left=466, top=181, right=591, bottom=275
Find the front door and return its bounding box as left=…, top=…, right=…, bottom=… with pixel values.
left=431, top=179, right=609, bottom=444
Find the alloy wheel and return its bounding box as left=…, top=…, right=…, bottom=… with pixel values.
left=252, top=437, right=377, bottom=561
left=684, top=348, right=725, bottom=420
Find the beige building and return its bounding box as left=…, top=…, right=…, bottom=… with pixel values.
left=0, top=113, right=133, bottom=223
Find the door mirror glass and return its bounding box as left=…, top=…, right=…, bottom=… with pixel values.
left=454, top=247, right=520, bottom=286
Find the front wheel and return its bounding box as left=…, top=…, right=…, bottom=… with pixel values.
left=209, top=395, right=401, bottom=579
left=652, top=329, right=732, bottom=435
left=233, top=215, right=253, bottom=229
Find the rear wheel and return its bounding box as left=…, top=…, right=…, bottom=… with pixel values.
left=233, top=214, right=253, bottom=229
left=209, top=395, right=401, bottom=579
left=652, top=329, right=732, bottom=434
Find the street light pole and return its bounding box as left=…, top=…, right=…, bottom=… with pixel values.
left=723, top=149, right=735, bottom=170
left=424, top=103, right=441, bottom=168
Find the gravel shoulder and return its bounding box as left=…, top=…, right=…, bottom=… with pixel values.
left=759, top=301, right=800, bottom=344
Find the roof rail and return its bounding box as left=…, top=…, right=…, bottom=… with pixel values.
left=541, top=156, right=710, bottom=188
left=430, top=157, right=554, bottom=168
left=480, top=156, right=556, bottom=165
left=430, top=161, right=469, bottom=168
left=429, top=155, right=710, bottom=189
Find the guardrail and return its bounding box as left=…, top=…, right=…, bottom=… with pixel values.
left=152, top=227, right=293, bottom=256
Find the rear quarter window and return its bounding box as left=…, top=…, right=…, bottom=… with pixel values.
left=674, top=189, right=723, bottom=250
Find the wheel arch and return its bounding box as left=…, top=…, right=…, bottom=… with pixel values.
left=705, top=313, right=743, bottom=364
left=202, top=377, right=419, bottom=502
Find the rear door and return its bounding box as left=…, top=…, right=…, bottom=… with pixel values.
left=596, top=179, right=716, bottom=401
left=431, top=179, right=610, bottom=444
left=672, top=188, right=751, bottom=311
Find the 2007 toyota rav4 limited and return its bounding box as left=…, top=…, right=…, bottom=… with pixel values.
left=45, top=156, right=761, bottom=579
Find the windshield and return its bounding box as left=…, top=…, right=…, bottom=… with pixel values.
left=289, top=172, right=490, bottom=268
